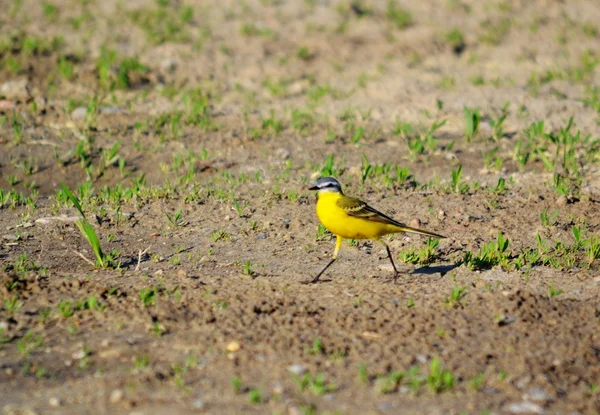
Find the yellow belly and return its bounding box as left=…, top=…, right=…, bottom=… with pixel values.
left=315, top=193, right=395, bottom=239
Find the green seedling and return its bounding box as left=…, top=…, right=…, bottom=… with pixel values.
left=139, top=287, right=157, bottom=307
left=464, top=106, right=480, bottom=142
left=426, top=357, right=455, bottom=393
left=445, top=286, right=467, bottom=308
left=548, top=281, right=563, bottom=298
left=165, top=209, right=188, bottom=227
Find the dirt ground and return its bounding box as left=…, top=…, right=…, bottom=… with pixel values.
left=1, top=0, right=600, bottom=414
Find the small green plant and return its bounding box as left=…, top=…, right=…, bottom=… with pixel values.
left=231, top=376, right=243, bottom=393
left=17, top=332, right=44, bottom=357
left=462, top=232, right=511, bottom=270
left=464, top=106, right=480, bottom=142
left=358, top=363, right=369, bottom=384
left=540, top=209, right=559, bottom=227
left=548, top=281, right=563, bottom=298
left=139, top=287, right=157, bottom=307
left=233, top=200, right=249, bottom=217
left=386, top=1, right=413, bottom=29
left=248, top=389, right=264, bottom=404
left=165, top=209, right=188, bottom=227
left=242, top=260, right=254, bottom=276
left=58, top=299, right=77, bottom=318
left=294, top=372, right=335, bottom=396
left=308, top=338, right=324, bottom=355
left=4, top=295, right=23, bottom=315
left=399, top=237, right=440, bottom=265
left=426, top=357, right=454, bottom=393
left=296, top=46, right=314, bottom=61
left=60, top=183, right=116, bottom=268
left=451, top=164, right=469, bottom=193
left=444, top=286, right=467, bottom=308
left=135, top=355, right=150, bottom=369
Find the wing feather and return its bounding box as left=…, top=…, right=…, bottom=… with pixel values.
left=336, top=196, right=445, bottom=238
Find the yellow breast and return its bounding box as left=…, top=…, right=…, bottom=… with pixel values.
left=315, top=192, right=394, bottom=239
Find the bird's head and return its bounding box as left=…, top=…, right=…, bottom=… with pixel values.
left=309, top=177, right=343, bottom=194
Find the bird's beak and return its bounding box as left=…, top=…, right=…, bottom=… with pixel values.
left=308, top=185, right=319, bottom=191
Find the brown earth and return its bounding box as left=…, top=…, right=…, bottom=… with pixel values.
left=1, top=0, right=600, bottom=414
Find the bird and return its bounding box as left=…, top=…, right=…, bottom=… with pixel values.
left=307, top=177, right=444, bottom=283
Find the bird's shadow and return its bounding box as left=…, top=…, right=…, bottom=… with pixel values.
left=411, top=263, right=459, bottom=277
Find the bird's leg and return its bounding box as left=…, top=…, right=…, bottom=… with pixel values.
left=377, top=239, right=399, bottom=282
left=308, top=235, right=343, bottom=283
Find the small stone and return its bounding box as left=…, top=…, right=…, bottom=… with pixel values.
left=109, top=389, right=124, bottom=404
left=287, top=364, right=308, bottom=376
left=288, top=406, right=303, bottom=415
left=524, top=387, right=551, bottom=402
left=438, top=210, right=446, bottom=220
left=377, top=264, right=394, bottom=272
left=99, top=349, right=121, bottom=359
left=3, top=234, right=19, bottom=241
left=505, top=401, right=543, bottom=414
left=0, top=99, right=16, bottom=110
left=409, top=218, right=421, bottom=228
left=160, top=58, right=178, bottom=73
left=199, top=256, right=210, bottom=263
left=378, top=402, right=393, bottom=410
left=99, top=106, right=125, bottom=115
left=72, top=349, right=87, bottom=360
left=224, top=215, right=231, bottom=221
left=49, top=397, right=61, bottom=407
left=226, top=341, right=241, bottom=353
left=177, top=269, right=187, bottom=278
left=555, top=196, right=568, bottom=207
left=191, top=398, right=205, bottom=410
left=416, top=355, right=428, bottom=364
left=0, top=79, right=29, bottom=99
left=257, top=233, right=266, bottom=239
left=71, top=106, right=87, bottom=119
left=275, top=148, right=291, bottom=160
left=444, top=152, right=457, bottom=161
left=272, top=381, right=284, bottom=395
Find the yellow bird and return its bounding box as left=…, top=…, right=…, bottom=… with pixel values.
left=308, top=177, right=444, bottom=283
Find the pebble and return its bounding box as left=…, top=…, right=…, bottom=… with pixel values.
left=160, top=58, right=178, bottom=73
left=378, top=402, right=393, bottom=410
left=377, top=264, right=394, bottom=272
left=288, top=407, right=303, bottom=415
left=505, top=401, right=543, bottom=414
left=0, top=99, right=16, bottom=110
left=555, top=196, right=568, bottom=207
left=0, top=79, right=29, bottom=99
left=524, top=387, right=551, bottom=402
left=271, top=381, right=284, bottom=394
left=226, top=341, right=241, bottom=352
left=109, top=389, right=124, bottom=404
left=416, top=355, right=428, bottom=364
left=190, top=398, right=205, bottom=410
left=48, top=397, right=61, bottom=407
left=71, top=106, right=87, bottom=119
left=409, top=218, right=421, bottom=228
left=99, top=106, right=125, bottom=115
left=287, top=364, right=308, bottom=376
left=275, top=148, right=291, bottom=160
left=35, top=216, right=80, bottom=224
left=257, top=233, right=266, bottom=239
